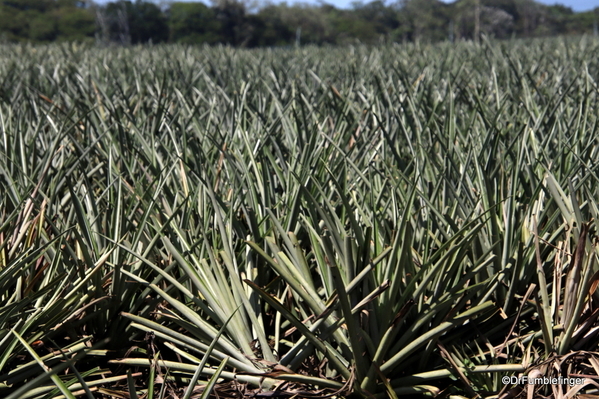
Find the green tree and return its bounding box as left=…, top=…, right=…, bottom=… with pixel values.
left=0, top=0, right=94, bottom=42
left=329, top=9, right=379, bottom=44
left=128, top=0, right=168, bottom=43
left=567, top=10, right=597, bottom=35
left=452, top=0, right=515, bottom=39
left=99, top=1, right=168, bottom=44
left=0, top=4, right=31, bottom=40
left=212, top=0, right=252, bottom=46
left=395, top=0, right=450, bottom=42
left=255, top=3, right=333, bottom=45
left=168, top=2, right=221, bottom=44
left=55, top=6, right=95, bottom=41
left=352, top=1, right=400, bottom=37
left=30, top=11, right=58, bottom=41
left=253, top=4, right=294, bottom=46
left=2, top=0, right=54, bottom=12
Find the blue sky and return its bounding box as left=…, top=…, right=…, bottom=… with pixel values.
left=94, top=0, right=599, bottom=12
left=297, top=0, right=598, bottom=10
left=447, top=0, right=597, bottom=10
left=342, top=0, right=596, bottom=10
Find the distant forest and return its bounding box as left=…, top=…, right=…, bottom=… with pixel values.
left=1, top=0, right=598, bottom=46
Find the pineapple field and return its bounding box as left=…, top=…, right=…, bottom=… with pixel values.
left=1, top=37, right=599, bottom=398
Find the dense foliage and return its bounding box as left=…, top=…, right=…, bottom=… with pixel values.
left=1, top=0, right=598, bottom=45
left=1, top=38, right=599, bottom=398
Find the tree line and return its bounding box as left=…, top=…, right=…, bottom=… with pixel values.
left=1, top=0, right=598, bottom=46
